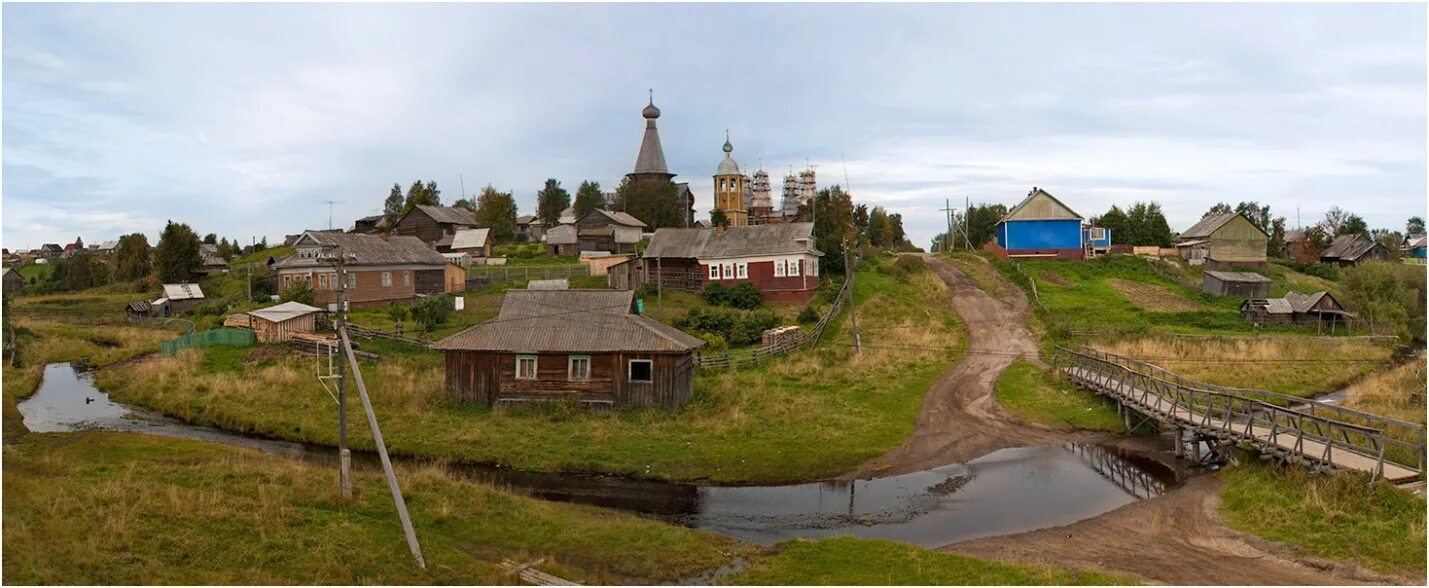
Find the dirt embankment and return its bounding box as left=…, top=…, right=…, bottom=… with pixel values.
left=945, top=474, right=1412, bottom=586
left=846, top=254, right=1070, bottom=478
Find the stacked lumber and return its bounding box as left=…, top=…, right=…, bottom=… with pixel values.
left=222, top=314, right=255, bottom=329
left=760, top=325, right=804, bottom=352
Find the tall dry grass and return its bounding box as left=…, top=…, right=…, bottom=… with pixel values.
left=1092, top=336, right=1395, bottom=397
left=1343, top=358, right=1427, bottom=425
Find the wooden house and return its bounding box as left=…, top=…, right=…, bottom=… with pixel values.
left=1402, top=234, right=1426, bottom=263
left=1240, top=290, right=1354, bottom=327
left=1202, top=270, right=1271, bottom=298
left=449, top=228, right=492, bottom=258
left=576, top=209, right=647, bottom=254
left=271, top=231, right=453, bottom=309
left=1281, top=229, right=1319, bottom=264
left=352, top=214, right=389, bottom=234
left=990, top=188, right=1087, bottom=260
left=1319, top=234, right=1393, bottom=266
left=641, top=222, right=823, bottom=302
left=223, top=301, right=323, bottom=343
left=546, top=224, right=579, bottom=256
left=2, top=266, right=23, bottom=296
left=432, top=290, right=704, bottom=410
left=125, top=300, right=151, bottom=320
left=152, top=283, right=205, bottom=317
left=391, top=205, right=478, bottom=251
left=37, top=244, right=63, bottom=260
left=1176, top=213, right=1268, bottom=270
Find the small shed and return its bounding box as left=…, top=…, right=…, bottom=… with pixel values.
left=450, top=228, right=493, bottom=257
left=546, top=224, right=579, bottom=256
left=1202, top=271, right=1271, bottom=298
left=1176, top=213, right=1268, bottom=270
left=1319, top=234, right=1393, bottom=266
left=153, top=283, right=205, bottom=317
left=2, top=266, right=22, bottom=297
left=125, top=300, right=152, bottom=320
left=1240, top=290, right=1354, bottom=327
left=432, top=290, right=704, bottom=410
left=226, top=301, right=323, bottom=343
left=581, top=253, right=634, bottom=277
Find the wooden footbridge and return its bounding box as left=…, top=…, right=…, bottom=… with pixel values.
left=1055, top=346, right=1425, bottom=483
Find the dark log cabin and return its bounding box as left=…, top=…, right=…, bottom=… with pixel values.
left=432, top=290, right=703, bottom=410
left=392, top=205, right=478, bottom=252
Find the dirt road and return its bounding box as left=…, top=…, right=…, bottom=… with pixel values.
left=847, top=254, right=1068, bottom=478
left=945, top=474, right=1410, bottom=585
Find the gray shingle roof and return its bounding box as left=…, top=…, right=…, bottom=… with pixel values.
left=1319, top=234, right=1380, bottom=261
left=1000, top=188, right=1082, bottom=222
left=643, top=222, right=822, bottom=260
left=431, top=289, right=703, bottom=353
left=633, top=100, right=671, bottom=176
left=271, top=232, right=447, bottom=269
left=162, top=283, right=205, bottom=300
left=450, top=228, right=491, bottom=251
left=1205, top=271, right=1271, bottom=283
left=582, top=209, right=648, bottom=228
left=415, top=205, right=478, bottom=226
left=1179, top=212, right=1263, bottom=240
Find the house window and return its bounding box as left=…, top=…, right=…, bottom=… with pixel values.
left=628, top=359, right=653, bottom=383
left=403, top=271, right=411, bottom=287
left=381, top=272, right=392, bottom=287
left=568, top=355, right=591, bottom=381
left=515, top=355, right=537, bottom=380
left=736, top=262, right=748, bottom=279
left=349, top=273, right=357, bottom=288
left=722, top=263, right=734, bottom=279
left=708, top=264, right=720, bottom=280
left=774, top=259, right=786, bottom=277
left=809, top=260, right=819, bottom=276
left=318, top=273, right=328, bottom=289
left=788, top=258, right=800, bottom=276
left=329, top=273, right=338, bottom=289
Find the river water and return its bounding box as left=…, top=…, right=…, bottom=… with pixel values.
left=19, top=362, right=1183, bottom=547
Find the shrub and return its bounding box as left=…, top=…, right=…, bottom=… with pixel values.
left=1288, top=261, right=1340, bottom=281
left=726, top=283, right=763, bottom=309
left=699, top=332, right=728, bottom=351
left=279, top=279, right=315, bottom=306
left=731, top=309, right=781, bottom=345
left=699, top=283, right=728, bottom=306
left=797, top=305, right=820, bottom=324
left=893, top=255, right=926, bottom=276
left=410, top=295, right=453, bottom=332
left=386, top=303, right=410, bottom=326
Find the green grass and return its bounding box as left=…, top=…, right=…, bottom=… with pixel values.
left=17, top=263, right=53, bottom=282
left=230, top=245, right=294, bottom=266
left=199, top=345, right=254, bottom=374
left=97, top=259, right=965, bottom=484
left=727, top=537, right=1135, bottom=585
left=1218, top=462, right=1426, bottom=576
left=994, top=361, right=1123, bottom=432
left=940, top=251, right=1012, bottom=298
left=2, top=432, right=744, bottom=585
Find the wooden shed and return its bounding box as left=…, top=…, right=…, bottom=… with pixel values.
left=1176, top=213, right=1268, bottom=270
left=1319, top=234, right=1393, bottom=267
left=224, top=301, right=323, bottom=343
left=1202, top=271, right=1271, bottom=298
left=1240, top=290, right=1354, bottom=328
left=431, top=290, right=704, bottom=410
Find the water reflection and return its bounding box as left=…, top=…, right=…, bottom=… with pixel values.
left=20, top=363, right=1181, bottom=547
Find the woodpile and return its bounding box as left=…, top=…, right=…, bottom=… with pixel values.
left=222, top=314, right=255, bottom=329
left=761, top=325, right=804, bottom=352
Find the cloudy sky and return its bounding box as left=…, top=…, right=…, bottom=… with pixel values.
left=3, top=3, right=1425, bottom=250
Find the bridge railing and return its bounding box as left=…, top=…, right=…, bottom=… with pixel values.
left=1055, top=346, right=1422, bottom=481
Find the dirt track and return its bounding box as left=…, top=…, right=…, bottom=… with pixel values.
left=946, top=474, right=1412, bottom=585
left=847, top=254, right=1068, bottom=478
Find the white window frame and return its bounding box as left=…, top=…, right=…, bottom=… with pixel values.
left=348, top=273, right=357, bottom=288
left=774, top=259, right=785, bottom=277
left=381, top=271, right=392, bottom=287
left=708, top=264, right=719, bottom=280
left=403, top=270, right=411, bottom=287
left=318, top=273, right=328, bottom=289
left=515, top=355, right=538, bottom=380
left=736, top=262, right=748, bottom=279
left=810, top=259, right=819, bottom=276
left=787, top=257, right=800, bottom=276
left=627, top=359, right=653, bottom=383
left=329, top=273, right=338, bottom=290
left=568, top=355, right=591, bottom=381
left=721, top=263, right=734, bottom=280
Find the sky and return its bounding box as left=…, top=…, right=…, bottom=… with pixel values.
left=3, top=3, right=1426, bottom=251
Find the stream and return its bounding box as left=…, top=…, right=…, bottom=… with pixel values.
left=20, top=362, right=1186, bottom=548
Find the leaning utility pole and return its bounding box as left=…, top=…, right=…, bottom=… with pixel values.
left=939, top=199, right=956, bottom=252
left=334, top=256, right=351, bottom=499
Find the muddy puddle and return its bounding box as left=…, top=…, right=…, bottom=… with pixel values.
left=20, top=363, right=1184, bottom=547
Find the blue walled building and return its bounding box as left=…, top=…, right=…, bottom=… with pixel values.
left=992, top=188, right=1088, bottom=260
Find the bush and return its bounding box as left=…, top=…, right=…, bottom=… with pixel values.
left=797, top=305, right=820, bottom=324
left=279, top=279, right=315, bottom=306
left=726, top=283, right=763, bottom=309
left=410, top=295, right=453, bottom=332
left=731, top=309, right=780, bottom=345
left=699, top=332, right=728, bottom=351
left=1288, top=261, right=1340, bottom=281
left=893, top=255, right=926, bottom=276
left=678, top=306, right=782, bottom=345
left=699, top=283, right=728, bottom=306
left=386, top=303, right=410, bottom=325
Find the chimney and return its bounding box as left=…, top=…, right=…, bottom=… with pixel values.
left=716, top=223, right=726, bottom=235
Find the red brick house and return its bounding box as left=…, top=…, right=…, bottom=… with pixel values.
left=642, top=222, right=823, bottom=302
left=271, top=231, right=454, bottom=309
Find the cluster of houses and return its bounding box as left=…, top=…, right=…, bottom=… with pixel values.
left=5, top=238, right=117, bottom=265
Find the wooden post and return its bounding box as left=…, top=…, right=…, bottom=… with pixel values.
left=336, top=260, right=351, bottom=499
left=338, top=327, right=426, bottom=569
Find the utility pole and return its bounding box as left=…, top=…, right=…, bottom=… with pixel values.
left=939, top=199, right=956, bottom=252
left=965, top=196, right=972, bottom=251
left=333, top=254, right=351, bottom=500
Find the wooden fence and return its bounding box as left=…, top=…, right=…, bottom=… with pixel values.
left=467, top=264, right=591, bottom=283
left=341, top=323, right=431, bottom=346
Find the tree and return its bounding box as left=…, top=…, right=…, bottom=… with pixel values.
left=573, top=181, right=606, bottom=218
left=1407, top=216, right=1425, bottom=237
left=216, top=237, right=233, bottom=260
left=888, top=213, right=909, bottom=248
left=812, top=185, right=856, bottom=273
left=1319, top=206, right=1352, bottom=236
left=965, top=204, right=1008, bottom=249
left=710, top=209, right=729, bottom=228
left=473, top=185, right=519, bottom=243
left=1341, top=215, right=1369, bottom=238
left=1124, top=202, right=1173, bottom=247
left=202, top=233, right=217, bottom=245
left=852, top=204, right=870, bottom=235
left=114, top=233, right=152, bottom=281
left=1340, top=261, right=1424, bottom=341
left=155, top=221, right=203, bottom=283
left=1268, top=217, right=1287, bottom=257
left=866, top=207, right=892, bottom=247
left=1372, top=228, right=1404, bottom=256
left=400, top=180, right=441, bottom=215
left=611, top=177, right=684, bottom=229
left=279, top=278, right=315, bottom=306
left=536, top=178, right=571, bottom=228
left=1203, top=202, right=1233, bottom=218
left=1234, top=201, right=1272, bottom=234
left=383, top=183, right=405, bottom=229
left=451, top=198, right=475, bottom=212
left=1094, top=205, right=1130, bottom=245
left=49, top=254, right=108, bottom=292
left=411, top=295, right=453, bottom=332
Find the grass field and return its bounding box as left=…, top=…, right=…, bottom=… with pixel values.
left=96, top=258, right=965, bottom=484
left=1090, top=336, right=1395, bottom=397
left=2, top=432, right=744, bottom=585
left=994, top=361, right=1122, bottom=432
left=940, top=252, right=1012, bottom=298
left=1341, top=357, right=1427, bottom=425
left=1218, top=462, right=1427, bottom=576
left=728, top=537, right=1135, bottom=585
